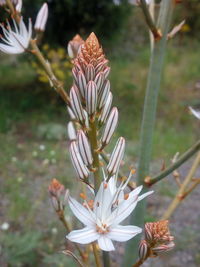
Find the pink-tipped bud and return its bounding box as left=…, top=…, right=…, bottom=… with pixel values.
left=152, top=242, right=175, bottom=254
left=77, top=71, right=87, bottom=98
left=139, top=240, right=149, bottom=261
left=101, top=107, right=118, bottom=148
left=86, top=81, right=97, bottom=116
left=70, top=141, right=90, bottom=180
left=107, top=137, right=125, bottom=176
left=69, top=86, right=85, bottom=123
left=95, top=59, right=108, bottom=74
left=15, top=0, right=22, bottom=12
left=98, top=80, right=110, bottom=109
left=86, top=64, right=95, bottom=82
left=72, top=67, right=78, bottom=84
left=67, top=34, right=84, bottom=59
left=48, top=178, right=65, bottom=198
left=77, top=130, right=93, bottom=166
left=34, top=3, right=48, bottom=32
left=99, top=92, right=113, bottom=124
left=67, top=122, right=76, bottom=141
left=94, top=72, right=104, bottom=91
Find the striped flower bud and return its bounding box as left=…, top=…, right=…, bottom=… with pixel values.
left=67, top=122, right=76, bottom=141
left=94, top=72, right=104, bottom=91
left=70, top=141, right=90, bottom=180
left=67, top=106, right=76, bottom=120
left=34, top=3, right=48, bottom=32
left=103, top=66, right=110, bottom=79
left=98, top=80, right=110, bottom=109
left=67, top=34, right=84, bottom=59
left=86, top=64, right=95, bottom=82
left=101, top=107, right=118, bottom=148
left=99, top=92, right=113, bottom=124
left=107, top=137, right=125, bottom=176
left=95, top=59, right=108, bottom=74
left=77, top=130, right=93, bottom=166
left=70, top=86, right=85, bottom=123
left=152, top=242, right=175, bottom=254
left=86, top=81, right=97, bottom=116
left=72, top=67, right=78, bottom=84
left=77, top=71, right=87, bottom=98
left=139, top=240, right=149, bottom=261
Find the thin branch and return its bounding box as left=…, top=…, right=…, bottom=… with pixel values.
left=140, top=0, right=162, bottom=40
left=30, top=39, right=70, bottom=104
left=162, top=152, right=200, bottom=220
left=148, top=140, right=200, bottom=186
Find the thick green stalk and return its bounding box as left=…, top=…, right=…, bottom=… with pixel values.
left=124, top=1, right=175, bottom=265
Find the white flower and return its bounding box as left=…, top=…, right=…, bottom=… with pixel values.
left=1, top=222, right=10, bottom=231
left=0, top=18, right=32, bottom=54
left=34, top=3, right=48, bottom=32
left=189, top=106, right=200, bottom=120
left=67, top=177, right=153, bottom=251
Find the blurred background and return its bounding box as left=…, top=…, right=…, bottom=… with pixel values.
left=0, top=0, right=200, bottom=266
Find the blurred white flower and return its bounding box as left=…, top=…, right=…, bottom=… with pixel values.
left=0, top=18, right=32, bottom=54
left=51, top=227, right=58, bottom=235
left=11, top=156, right=17, bottom=162
left=189, top=106, right=200, bottom=120
left=50, top=150, right=56, bottom=156
left=42, top=158, right=49, bottom=166
left=39, top=144, right=46, bottom=151
left=1, top=222, right=10, bottom=231
left=32, top=151, right=38, bottom=157
left=67, top=178, right=153, bottom=251
left=34, top=3, right=48, bottom=32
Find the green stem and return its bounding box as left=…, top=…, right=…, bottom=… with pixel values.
left=149, top=140, right=200, bottom=186
left=88, top=120, right=110, bottom=267
left=124, top=0, right=175, bottom=265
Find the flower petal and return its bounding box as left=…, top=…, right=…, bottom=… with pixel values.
left=138, top=190, right=154, bottom=201
left=67, top=227, right=99, bottom=244
left=107, top=225, right=142, bottom=242
left=68, top=196, right=95, bottom=226
left=98, top=236, right=115, bottom=251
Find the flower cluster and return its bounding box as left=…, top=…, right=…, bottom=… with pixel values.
left=139, top=220, right=175, bottom=261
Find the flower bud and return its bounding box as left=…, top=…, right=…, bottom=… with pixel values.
left=70, top=141, right=90, bottom=180
left=67, top=34, right=84, bottom=59
left=67, top=106, right=76, bottom=120
left=189, top=106, right=200, bottom=120
left=94, top=72, right=104, bottom=91
left=101, top=107, right=118, bottom=148
left=86, top=64, right=95, bottom=82
left=48, top=178, right=65, bottom=198
left=16, top=0, right=22, bottom=12
left=86, top=81, right=97, bottom=116
left=98, top=80, right=110, bottom=109
left=67, top=122, right=76, bottom=141
left=77, top=130, right=93, bottom=166
left=103, top=66, right=110, bottom=79
left=99, top=92, right=113, bottom=124
left=139, top=240, right=149, bottom=261
left=152, top=242, right=175, bottom=254
left=70, top=86, right=85, bottom=123
left=34, top=3, right=48, bottom=32
left=107, top=137, right=125, bottom=176
left=77, top=71, right=87, bottom=98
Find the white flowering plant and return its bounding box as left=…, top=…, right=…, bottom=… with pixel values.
left=0, top=1, right=200, bottom=267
